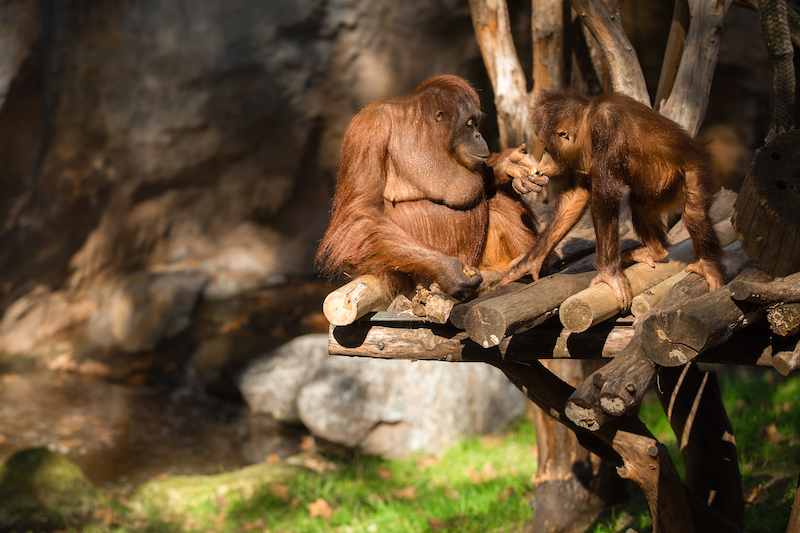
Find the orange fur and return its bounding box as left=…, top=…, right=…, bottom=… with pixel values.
left=316, top=75, right=539, bottom=299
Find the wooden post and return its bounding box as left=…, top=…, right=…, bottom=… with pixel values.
left=657, top=363, right=744, bottom=528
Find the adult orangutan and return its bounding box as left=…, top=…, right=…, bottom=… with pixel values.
left=316, top=75, right=547, bottom=299
left=503, top=88, right=725, bottom=311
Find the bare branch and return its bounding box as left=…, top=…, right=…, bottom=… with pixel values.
left=659, top=0, right=733, bottom=135
left=469, top=0, right=531, bottom=148
left=567, top=0, right=649, bottom=103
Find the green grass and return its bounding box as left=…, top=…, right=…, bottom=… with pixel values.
left=66, top=367, right=799, bottom=533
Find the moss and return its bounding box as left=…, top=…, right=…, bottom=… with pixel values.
left=131, top=461, right=303, bottom=516
left=0, top=448, right=100, bottom=531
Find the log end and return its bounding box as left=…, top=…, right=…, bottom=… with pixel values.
left=464, top=305, right=508, bottom=348
left=733, top=130, right=800, bottom=277
left=564, top=400, right=602, bottom=431
left=559, top=297, right=595, bottom=333
left=641, top=310, right=707, bottom=367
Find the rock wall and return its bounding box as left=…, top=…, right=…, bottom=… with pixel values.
left=0, top=0, right=491, bottom=356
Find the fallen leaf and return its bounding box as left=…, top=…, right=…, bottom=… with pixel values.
left=266, top=454, right=280, bottom=464
left=303, top=454, right=337, bottom=474
left=78, top=360, right=111, bottom=377
left=242, top=518, right=265, bottom=531
left=209, top=512, right=227, bottom=525
left=307, top=498, right=333, bottom=520
left=392, top=486, right=416, bottom=500
left=496, top=486, right=516, bottom=501
left=445, top=489, right=459, bottom=500
left=268, top=483, right=291, bottom=502
left=744, top=484, right=767, bottom=504
left=416, top=455, right=437, bottom=471
left=299, top=435, right=314, bottom=452
left=481, top=462, right=497, bottom=479
left=757, top=423, right=785, bottom=444
left=377, top=465, right=393, bottom=480
left=220, top=315, right=249, bottom=334
left=467, top=466, right=482, bottom=483
left=429, top=518, right=450, bottom=532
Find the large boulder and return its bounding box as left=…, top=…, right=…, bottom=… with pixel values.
left=0, top=448, right=100, bottom=531
left=239, top=334, right=529, bottom=458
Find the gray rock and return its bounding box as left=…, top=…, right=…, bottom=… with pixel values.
left=239, top=334, right=528, bottom=458
left=239, top=334, right=331, bottom=423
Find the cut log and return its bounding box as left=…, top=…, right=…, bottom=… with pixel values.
left=459, top=190, right=737, bottom=345
left=630, top=271, right=689, bottom=317
left=323, top=276, right=386, bottom=326
left=657, top=363, right=744, bottom=528
left=560, top=220, right=737, bottom=333
left=567, top=244, right=757, bottom=429
left=641, top=267, right=774, bottom=367
left=464, top=271, right=596, bottom=348
left=773, top=339, right=800, bottom=376
left=732, top=129, right=800, bottom=277
left=727, top=271, right=800, bottom=305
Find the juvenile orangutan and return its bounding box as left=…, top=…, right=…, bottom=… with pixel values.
left=316, top=75, right=547, bottom=300
left=503, top=89, right=725, bottom=310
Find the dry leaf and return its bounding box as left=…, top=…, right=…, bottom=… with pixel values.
left=242, top=518, right=265, bottom=531
left=416, top=456, right=437, bottom=471
left=467, top=466, right=482, bottom=483
left=303, top=454, right=338, bottom=474
left=268, top=483, right=291, bottom=502
left=299, top=435, right=314, bottom=452
left=429, top=518, right=450, bottom=532
left=266, top=454, right=280, bottom=464
left=445, top=489, right=459, bottom=500
left=496, top=486, right=516, bottom=501
left=377, top=465, right=393, bottom=480
left=744, top=484, right=766, bottom=504
left=392, top=486, right=417, bottom=500
left=78, top=360, right=111, bottom=377
left=307, top=498, right=333, bottom=520
left=481, top=462, right=497, bottom=479
left=757, top=423, right=785, bottom=444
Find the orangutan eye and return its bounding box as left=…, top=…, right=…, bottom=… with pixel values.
left=466, top=118, right=475, bottom=127
left=558, top=131, right=569, bottom=140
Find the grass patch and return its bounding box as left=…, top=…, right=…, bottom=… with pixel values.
left=52, top=367, right=799, bottom=533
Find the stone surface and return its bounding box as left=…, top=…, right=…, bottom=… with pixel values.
left=239, top=334, right=336, bottom=423
left=239, top=334, right=529, bottom=458
left=0, top=0, right=488, bottom=358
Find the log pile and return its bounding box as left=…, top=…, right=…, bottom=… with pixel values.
left=324, top=184, right=800, bottom=532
